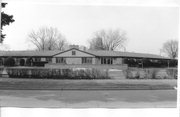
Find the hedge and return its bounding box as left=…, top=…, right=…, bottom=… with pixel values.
left=125, top=68, right=177, bottom=79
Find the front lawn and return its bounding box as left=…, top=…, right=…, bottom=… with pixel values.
left=0, top=78, right=177, bottom=90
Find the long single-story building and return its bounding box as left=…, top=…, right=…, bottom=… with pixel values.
left=0, top=47, right=177, bottom=69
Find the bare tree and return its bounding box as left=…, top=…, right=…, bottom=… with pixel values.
left=161, top=40, right=178, bottom=59
left=28, top=27, right=67, bottom=51
left=88, top=29, right=127, bottom=51
left=57, top=39, right=67, bottom=51
left=29, top=28, right=46, bottom=51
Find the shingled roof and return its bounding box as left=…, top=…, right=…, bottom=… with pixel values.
left=0, top=50, right=60, bottom=57
left=86, top=50, right=170, bottom=59
left=0, top=48, right=170, bottom=59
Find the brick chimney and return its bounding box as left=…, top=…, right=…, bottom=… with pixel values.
left=79, top=46, right=87, bottom=51
left=69, top=45, right=79, bottom=49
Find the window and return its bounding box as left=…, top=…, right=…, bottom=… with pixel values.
left=46, top=57, right=52, bottom=63
left=56, top=57, right=66, bottom=64
left=72, top=51, right=76, bottom=55
left=82, top=57, right=92, bottom=64
left=34, top=58, right=41, bottom=62
left=100, top=58, right=113, bottom=64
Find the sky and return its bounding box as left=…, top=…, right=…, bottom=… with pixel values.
left=1, top=0, right=179, bottom=55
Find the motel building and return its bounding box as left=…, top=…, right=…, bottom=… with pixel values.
left=0, top=46, right=177, bottom=69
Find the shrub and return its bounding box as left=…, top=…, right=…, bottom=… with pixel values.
left=138, top=70, right=147, bottom=79
left=166, top=69, right=177, bottom=79
left=126, top=69, right=139, bottom=79
left=154, top=69, right=169, bottom=79
left=151, top=69, right=158, bottom=79
left=125, top=68, right=177, bottom=79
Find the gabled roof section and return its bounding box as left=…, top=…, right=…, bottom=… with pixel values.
left=53, top=48, right=96, bottom=57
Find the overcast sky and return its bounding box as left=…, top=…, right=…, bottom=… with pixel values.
left=1, top=0, right=179, bottom=55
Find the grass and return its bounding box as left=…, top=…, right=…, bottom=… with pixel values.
left=0, top=78, right=177, bottom=90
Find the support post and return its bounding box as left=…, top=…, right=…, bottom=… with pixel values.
left=167, top=60, right=170, bottom=68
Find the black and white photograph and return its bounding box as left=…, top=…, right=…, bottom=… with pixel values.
left=0, top=0, right=179, bottom=117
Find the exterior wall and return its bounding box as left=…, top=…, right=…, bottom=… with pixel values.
left=14, top=58, right=20, bottom=65
left=14, top=57, right=27, bottom=66
left=113, top=58, right=122, bottom=64
left=95, top=58, right=101, bottom=64
left=53, top=49, right=96, bottom=65
left=92, top=58, right=96, bottom=64
left=66, top=58, right=82, bottom=64
left=52, top=58, right=56, bottom=63
left=41, top=58, right=46, bottom=61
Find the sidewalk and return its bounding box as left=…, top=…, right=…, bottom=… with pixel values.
left=0, top=90, right=177, bottom=108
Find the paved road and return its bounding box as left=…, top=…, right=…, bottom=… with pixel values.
left=0, top=90, right=177, bottom=108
